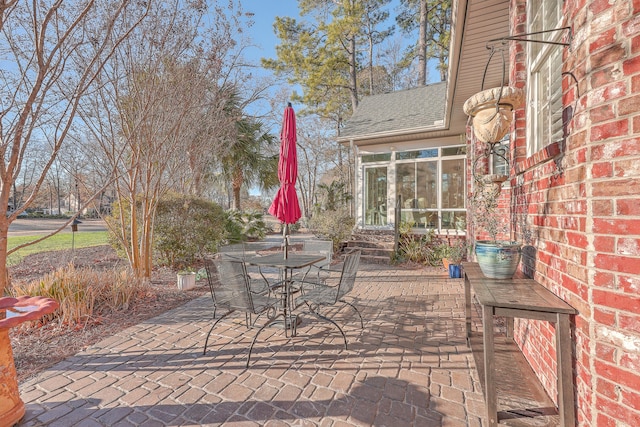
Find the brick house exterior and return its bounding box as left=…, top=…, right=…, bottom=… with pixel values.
left=340, top=0, right=638, bottom=420
left=471, top=1, right=640, bottom=425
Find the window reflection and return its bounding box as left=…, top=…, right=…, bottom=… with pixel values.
left=393, top=146, right=466, bottom=230
left=442, top=159, right=464, bottom=209
left=364, top=167, right=388, bottom=226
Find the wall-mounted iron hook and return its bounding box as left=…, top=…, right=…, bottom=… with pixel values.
left=487, top=26, right=572, bottom=49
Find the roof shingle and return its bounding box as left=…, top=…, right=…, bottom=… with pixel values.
left=340, top=82, right=447, bottom=140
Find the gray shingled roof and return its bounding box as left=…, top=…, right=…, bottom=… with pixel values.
left=340, top=82, right=447, bottom=140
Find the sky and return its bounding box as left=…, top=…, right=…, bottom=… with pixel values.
left=236, top=0, right=414, bottom=119
left=241, top=0, right=300, bottom=63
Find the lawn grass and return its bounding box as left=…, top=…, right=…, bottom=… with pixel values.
left=7, top=231, right=110, bottom=266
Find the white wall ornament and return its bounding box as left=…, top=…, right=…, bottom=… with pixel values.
left=463, top=86, right=524, bottom=143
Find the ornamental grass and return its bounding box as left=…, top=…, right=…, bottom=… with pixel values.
left=10, top=264, right=148, bottom=327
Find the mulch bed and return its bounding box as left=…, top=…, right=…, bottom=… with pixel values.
left=8, top=245, right=207, bottom=383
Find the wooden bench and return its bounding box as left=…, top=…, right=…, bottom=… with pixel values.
left=462, top=262, right=578, bottom=426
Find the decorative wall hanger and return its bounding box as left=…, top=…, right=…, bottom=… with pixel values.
left=464, top=26, right=572, bottom=183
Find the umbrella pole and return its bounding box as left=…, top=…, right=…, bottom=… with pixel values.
left=283, top=223, right=289, bottom=259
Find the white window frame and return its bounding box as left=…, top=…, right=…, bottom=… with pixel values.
left=527, top=0, right=564, bottom=157
left=394, top=147, right=466, bottom=231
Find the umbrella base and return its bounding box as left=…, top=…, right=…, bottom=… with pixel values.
left=269, top=314, right=302, bottom=338
left=270, top=315, right=301, bottom=331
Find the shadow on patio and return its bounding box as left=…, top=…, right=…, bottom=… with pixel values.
left=18, top=266, right=486, bottom=426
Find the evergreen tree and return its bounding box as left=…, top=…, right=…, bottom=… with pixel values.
left=263, top=1, right=393, bottom=118
left=396, top=0, right=451, bottom=84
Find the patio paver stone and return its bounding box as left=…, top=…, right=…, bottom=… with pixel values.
left=17, top=264, right=522, bottom=426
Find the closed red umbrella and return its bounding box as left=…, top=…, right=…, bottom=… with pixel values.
left=268, top=103, right=301, bottom=256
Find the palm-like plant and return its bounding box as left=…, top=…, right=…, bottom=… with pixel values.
left=218, top=94, right=279, bottom=210
left=316, top=181, right=352, bottom=211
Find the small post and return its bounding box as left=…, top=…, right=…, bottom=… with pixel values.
left=394, top=195, right=402, bottom=253
left=71, top=219, right=82, bottom=256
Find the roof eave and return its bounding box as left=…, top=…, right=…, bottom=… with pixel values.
left=443, top=0, right=468, bottom=130
left=337, top=123, right=446, bottom=145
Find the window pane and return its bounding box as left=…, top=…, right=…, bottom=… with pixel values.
left=527, top=0, right=564, bottom=156
left=397, top=164, right=416, bottom=208
left=362, top=153, right=391, bottom=163
left=397, top=149, right=438, bottom=160
left=416, top=161, right=438, bottom=209
left=415, top=211, right=438, bottom=228
left=441, top=211, right=466, bottom=230
left=442, top=159, right=465, bottom=209
left=364, top=167, right=387, bottom=226
left=549, top=48, right=564, bottom=142
left=492, top=138, right=510, bottom=176
left=442, top=146, right=467, bottom=156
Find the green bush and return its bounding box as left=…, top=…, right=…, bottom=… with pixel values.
left=154, top=194, right=228, bottom=268
left=307, top=207, right=354, bottom=251
left=105, top=197, right=137, bottom=259
left=435, top=238, right=468, bottom=264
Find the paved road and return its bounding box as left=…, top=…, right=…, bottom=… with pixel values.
left=7, top=218, right=107, bottom=237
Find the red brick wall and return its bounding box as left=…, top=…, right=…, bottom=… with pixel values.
left=466, top=0, right=640, bottom=425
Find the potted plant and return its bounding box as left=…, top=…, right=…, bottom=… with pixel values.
left=470, top=177, right=521, bottom=279
left=444, top=238, right=467, bottom=278
left=177, top=268, right=197, bottom=290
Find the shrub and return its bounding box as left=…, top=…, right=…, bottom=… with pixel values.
left=307, top=207, right=355, bottom=251
left=224, top=210, right=269, bottom=243
left=436, top=238, right=468, bottom=264
left=393, top=222, right=440, bottom=266
left=154, top=194, right=228, bottom=268
left=104, top=197, right=137, bottom=259
left=10, top=264, right=147, bottom=326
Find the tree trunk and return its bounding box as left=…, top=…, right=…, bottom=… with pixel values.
left=232, top=168, right=243, bottom=210
left=349, top=35, right=359, bottom=111
left=56, top=174, right=62, bottom=215
left=368, top=24, right=374, bottom=95
left=142, top=208, right=153, bottom=278
left=0, top=216, right=10, bottom=294
left=440, top=56, right=447, bottom=81
left=418, top=0, right=428, bottom=86
left=128, top=197, right=142, bottom=278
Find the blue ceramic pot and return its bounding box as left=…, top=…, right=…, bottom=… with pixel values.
left=475, top=240, right=522, bottom=279
left=448, top=264, right=462, bottom=278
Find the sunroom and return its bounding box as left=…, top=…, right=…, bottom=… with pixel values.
left=337, top=0, right=512, bottom=234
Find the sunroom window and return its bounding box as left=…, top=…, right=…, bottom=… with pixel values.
left=395, top=147, right=466, bottom=231
left=527, top=0, right=564, bottom=156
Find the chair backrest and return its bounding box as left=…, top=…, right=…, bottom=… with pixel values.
left=217, top=242, right=247, bottom=260
left=204, top=258, right=256, bottom=313
left=336, top=250, right=361, bottom=300
left=303, top=239, right=333, bottom=268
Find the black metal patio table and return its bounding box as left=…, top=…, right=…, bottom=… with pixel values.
left=245, top=253, right=326, bottom=337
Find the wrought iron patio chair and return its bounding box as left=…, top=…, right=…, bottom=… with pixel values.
left=217, top=242, right=248, bottom=261
left=294, top=239, right=334, bottom=283
left=298, top=250, right=363, bottom=349
left=203, top=258, right=283, bottom=367
left=217, top=242, right=272, bottom=296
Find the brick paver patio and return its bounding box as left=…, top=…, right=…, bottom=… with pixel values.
left=18, top=265, right=487, bottom=426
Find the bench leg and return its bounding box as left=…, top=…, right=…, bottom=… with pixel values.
left=465, top=275, right=472, bottom=344
left=483, top=305, right=498, bottom=427
left=556, top=313, right=575, bottom=427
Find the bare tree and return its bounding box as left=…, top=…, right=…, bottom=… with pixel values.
left=0, top=1, right=150, bottom=293
left=379, top=35, right=416, bottom=91
left=296, top=115, right=340, bottom=220
left=80, top=0, right=249, bottom=278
